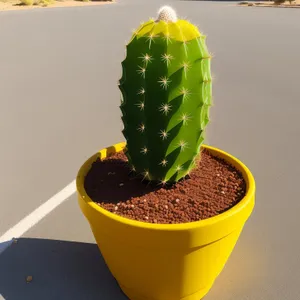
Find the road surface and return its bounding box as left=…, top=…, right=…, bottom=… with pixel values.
left=0, top=0, right=300, bottom=299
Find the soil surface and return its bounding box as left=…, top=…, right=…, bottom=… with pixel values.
left=84, top=149, right=246, bottom=224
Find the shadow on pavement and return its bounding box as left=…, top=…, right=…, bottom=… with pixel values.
left=0, top=238, right=127, bottom=300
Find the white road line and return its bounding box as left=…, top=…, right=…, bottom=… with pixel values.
left=0, top=240, right=13, bottom=255
left=0, top=180, right=76, bottom=243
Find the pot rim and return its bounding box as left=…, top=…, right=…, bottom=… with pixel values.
left=76, top=142, right=255, bottom=231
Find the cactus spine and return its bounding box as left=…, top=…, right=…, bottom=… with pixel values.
left=119, top=6, right=212, bottom=184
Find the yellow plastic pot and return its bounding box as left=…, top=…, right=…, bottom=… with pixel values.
left=76, top=142, right=255, bottom=300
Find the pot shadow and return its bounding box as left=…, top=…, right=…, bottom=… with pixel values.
left=0, top=238, right=128, bottom=300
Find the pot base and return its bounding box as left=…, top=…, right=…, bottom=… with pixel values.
left=119, top=283, right=213, bottom=300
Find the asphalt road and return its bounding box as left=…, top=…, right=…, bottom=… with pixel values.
left=0, top=1, right=300, bottom=299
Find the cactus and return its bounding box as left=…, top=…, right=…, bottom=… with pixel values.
left=119, top=6, right=212, bottom=184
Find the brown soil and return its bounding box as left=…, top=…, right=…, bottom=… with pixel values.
left=84, top=149, right=246, bottom=224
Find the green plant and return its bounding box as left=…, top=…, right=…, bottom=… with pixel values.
left=119, top=6, right=212, bottom=184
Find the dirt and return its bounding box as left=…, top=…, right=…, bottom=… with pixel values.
left=238, top=0, right=300, bottom=8
left=84, top=149, right=246, bottom=224
left=0, top=0, right=113, bottom=12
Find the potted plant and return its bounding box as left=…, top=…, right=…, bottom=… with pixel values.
left=76, top=5, right=255, bottom=300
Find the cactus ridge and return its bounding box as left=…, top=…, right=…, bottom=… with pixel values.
left=119, top=17, right=212, bottom=183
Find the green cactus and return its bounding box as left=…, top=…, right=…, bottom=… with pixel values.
left=119, top=6, right=212, bottom=184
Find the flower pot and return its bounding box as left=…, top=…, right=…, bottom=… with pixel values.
left=76, top=142, right=255, bottom=300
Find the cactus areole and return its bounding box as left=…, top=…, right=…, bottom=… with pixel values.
left=119, top=6, right=212, bottom=183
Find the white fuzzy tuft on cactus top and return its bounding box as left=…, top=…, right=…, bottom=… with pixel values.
left=157, top=6, right=178, bottom=23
